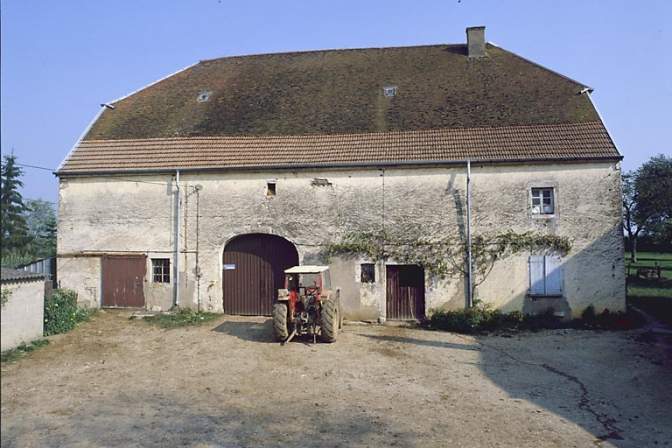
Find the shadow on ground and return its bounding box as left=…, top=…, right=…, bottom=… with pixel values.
left=212, top=318, right=275, bottom=343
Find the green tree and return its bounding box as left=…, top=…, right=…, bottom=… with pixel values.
left=635, top=154, right=672, bottom=244
left=623, top=154, right=672, bottom=261
left=25, top=199, right=57, bottom=259
left=1, top=154, right=32, bottom=254
left=622, top=171, right=644, bottom=262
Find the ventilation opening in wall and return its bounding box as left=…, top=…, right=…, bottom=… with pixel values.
left=266, top=181, right=276, bottom=196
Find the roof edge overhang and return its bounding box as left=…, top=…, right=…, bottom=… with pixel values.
left=55, top=155, right=623, bottom=178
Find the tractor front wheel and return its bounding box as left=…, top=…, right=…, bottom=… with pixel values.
left=273, top=302, right=289, bottom=342
left=321, top=299, right=339, bottom=343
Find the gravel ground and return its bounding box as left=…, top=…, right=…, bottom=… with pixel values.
left=2, top=310, right=671, bottom=448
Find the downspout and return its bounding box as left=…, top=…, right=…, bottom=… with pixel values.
left=466, top=161, right=473, bottom=308
left=174, top=170, right=181, bottom=308
left=194, top=184, right=202, bottom=312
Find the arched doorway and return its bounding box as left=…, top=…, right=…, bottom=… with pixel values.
left=222, top=234, right=299, bottom=316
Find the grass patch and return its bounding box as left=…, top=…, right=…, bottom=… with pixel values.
left=1, top=339, right=50, bottom=363
left=143, top=308, right=220, bottom=329
left=626, top=252, right=672, bottom=326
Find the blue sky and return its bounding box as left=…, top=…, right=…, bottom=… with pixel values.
left=2, top=0, right=670, bottom=206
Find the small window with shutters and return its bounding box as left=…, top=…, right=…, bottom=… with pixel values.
left=529, top=255, right=562, bottom=296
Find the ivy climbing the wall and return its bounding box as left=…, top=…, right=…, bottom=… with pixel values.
left=326, top=229, right=572, bottom=297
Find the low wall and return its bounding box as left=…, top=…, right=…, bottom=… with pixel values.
left=1, top=279, right=45, bottom=351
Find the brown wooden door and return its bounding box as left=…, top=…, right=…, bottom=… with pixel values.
left=101, top=255, right=147, bottom=308
left=386, top=264, right=425, bottom=320
left=222, top=234, right=298, bottom=316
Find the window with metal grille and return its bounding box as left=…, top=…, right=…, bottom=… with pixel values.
left=361, top=263, right=375, bottom=283
left=531, top=188, right=554, bottom=215
left=529, top=255, right=562, bottom=296
left=152, top=259, right=171, bottom=283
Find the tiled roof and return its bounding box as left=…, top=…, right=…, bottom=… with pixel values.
left=83, top=44, right=600, bottom=140
left=58, top=121, right=619, bottom=174
left=1, top=268, right=46, bottom=282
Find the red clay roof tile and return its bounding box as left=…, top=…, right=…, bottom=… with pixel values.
left=58, top=121, right=619, bottom=174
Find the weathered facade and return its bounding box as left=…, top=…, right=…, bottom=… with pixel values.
left=56, top=27, right=625, bottom=319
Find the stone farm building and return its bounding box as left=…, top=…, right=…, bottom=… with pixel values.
left=55, top=27, right=625, bottom=321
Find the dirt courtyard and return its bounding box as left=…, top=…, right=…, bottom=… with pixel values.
left=2, top=311, right=671, bottom=448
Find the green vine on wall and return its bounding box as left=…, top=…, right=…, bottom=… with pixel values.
left=326, top=229, right=572, bottom=292
left=1, top=288, right=11, bottom=308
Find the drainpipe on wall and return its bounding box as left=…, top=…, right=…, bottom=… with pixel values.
left=194, top=184, right=202, bottom=312
left=174, top=170, right=181, bottom=308
left=466, top=161, right=473, bottom=308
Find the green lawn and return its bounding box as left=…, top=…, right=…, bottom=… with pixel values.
left=626, top=252, right=672, bottom=326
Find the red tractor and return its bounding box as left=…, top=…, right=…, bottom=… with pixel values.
left=273, top=266, right=341, bottom=343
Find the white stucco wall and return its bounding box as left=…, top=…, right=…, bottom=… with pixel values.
left=1, top=279, right=45, bottom=351
left=57, top=161, right=625, bottom=319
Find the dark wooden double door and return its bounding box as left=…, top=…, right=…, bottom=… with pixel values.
left=222, top=234, right=298, bottom=316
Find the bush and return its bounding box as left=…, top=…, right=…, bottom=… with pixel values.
left=44, top=289, right=97, bottom=336
left=424, top=303, right=643, bottom=334
left=425, top=302, right=506, bottom=334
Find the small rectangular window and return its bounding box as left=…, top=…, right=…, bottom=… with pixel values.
left=361, top=264, right=375, bottom=283
left=531, top=188, right=554, bottom=215
left=152, top=259, right=171, bottom=283
left=266, top=181, right=276, bottom=196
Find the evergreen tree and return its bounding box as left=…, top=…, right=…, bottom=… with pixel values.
left=1, top=154, right=32, bottom=252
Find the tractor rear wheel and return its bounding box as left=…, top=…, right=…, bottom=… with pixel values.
left=273, top=302, right=289, bottom=342
left=321, top=299, right=339, bottom=343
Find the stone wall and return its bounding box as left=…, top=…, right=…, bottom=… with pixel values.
left=1, top=279, right=45, bottom=351
left=57, top=161, right=625, bottom=318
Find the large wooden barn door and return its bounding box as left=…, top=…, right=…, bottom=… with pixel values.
left=386, top=264, right=425, bottom=320
left=222, top=234, right=298, bottom=316
left=101, top=255, right=147, bottom=308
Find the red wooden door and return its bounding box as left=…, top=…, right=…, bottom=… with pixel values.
left=101, top=255, right=147, bottom=308
left=386, top=265, right=425, bottom=320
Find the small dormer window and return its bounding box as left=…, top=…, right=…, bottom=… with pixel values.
left=197, top=91, right=212, bottom=102
left=382, top=86, right=397, bottom=97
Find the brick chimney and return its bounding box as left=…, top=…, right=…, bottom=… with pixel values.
left=466, top=26, right=486, bottom=58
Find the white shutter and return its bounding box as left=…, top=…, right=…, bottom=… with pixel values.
left=545, top=256, right=562, bottom=295
left=529, top=255, right=545, bottom=295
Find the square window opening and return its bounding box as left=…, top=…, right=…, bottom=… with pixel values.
left=152, top=258, right=171, bottom=283
left=531, top=188, right=554, bottom=215
left=361, top=263, right=375, bottom=283
left=266, top=181, right=276, bottom=196
left=398, top=265, right=424, bottom=288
